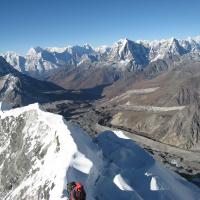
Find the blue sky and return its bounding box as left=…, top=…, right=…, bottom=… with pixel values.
left=0, top=0, right=200, bottom=54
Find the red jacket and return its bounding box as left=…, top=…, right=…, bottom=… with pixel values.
left=69, top=183, right=86, bottom=200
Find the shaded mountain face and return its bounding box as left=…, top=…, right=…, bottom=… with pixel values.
left=0, top=57, right=72, bottom=107
left=0, top=56, right=17, bottom=75
left=47, top=64, right=126, bottom=90
left=100, top=60, right=200, bottom=150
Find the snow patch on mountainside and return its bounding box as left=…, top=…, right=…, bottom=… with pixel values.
left=150, top=176, right=163, bottom=191
left=126, top=87, right=160, bottom=95
left=0, top=104, right=199, bottom=200
left=107, top=87, right=160, bottom=104
left=121, top=104, right=186, bottom=112
left=70, top=152, right=93, bottom=174
left=113, top=174, right=134, bottom=191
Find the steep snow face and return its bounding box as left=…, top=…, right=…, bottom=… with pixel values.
left=141, top=38, right=188, bottom=61
left=1, top=52, right=26, bottom=72
left=180, top=38, right=200, bottom=53
left=2, top=36, right=200, bottom=77
left=0, top=104, right=80, bottom=200
left=25, top=47, right=61, bottom=73
left=27, top=44, right=95, bottom=66
left=109, top=39, right=149, bottom=70
left=0, top=104, right=199, bottom=200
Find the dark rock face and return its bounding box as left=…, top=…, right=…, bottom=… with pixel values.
left=158, top=105, right=200, bottom=149
left=144, top=59, right=169, bottom=78
left=191, top=107, right=200, bottom=146
left=177, top=87, right=193, bottom=105
left=0, top=114, right=30, bottom=196
left=0, top=108, right=56, bottom=200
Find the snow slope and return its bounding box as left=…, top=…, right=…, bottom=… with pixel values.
left=0, top=104, right=199, bottom=200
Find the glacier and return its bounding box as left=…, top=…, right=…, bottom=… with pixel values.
left=0, top=104, right=199, bottom=200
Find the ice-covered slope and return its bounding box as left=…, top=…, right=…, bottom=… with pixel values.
left=0, top=104, right=199, bottom=200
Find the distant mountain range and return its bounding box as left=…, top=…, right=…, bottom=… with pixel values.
left=1, top=36, right=200, bottom=150
left=2, top=36, right=200, bottom=78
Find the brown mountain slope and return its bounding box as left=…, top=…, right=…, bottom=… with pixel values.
left=47, top=65, right=125, bottom=90
left=99, top=61, right=200, bottom=150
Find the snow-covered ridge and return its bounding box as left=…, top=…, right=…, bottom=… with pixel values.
left=0, top=103, right=199, bottom=200
left=1, top=35, right=200, bottom=76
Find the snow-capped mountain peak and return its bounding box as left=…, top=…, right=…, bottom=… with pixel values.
left=27, top=46, right=44, bottom=56
left=46, top=47, right=67, bottom=53
left=2, top=51, right=19, bottom=57
left=193, top=35, right=200, bottom=42
left=83, top=43, right=93, bottom=50
left=116, top=38, right=129, bottom=45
